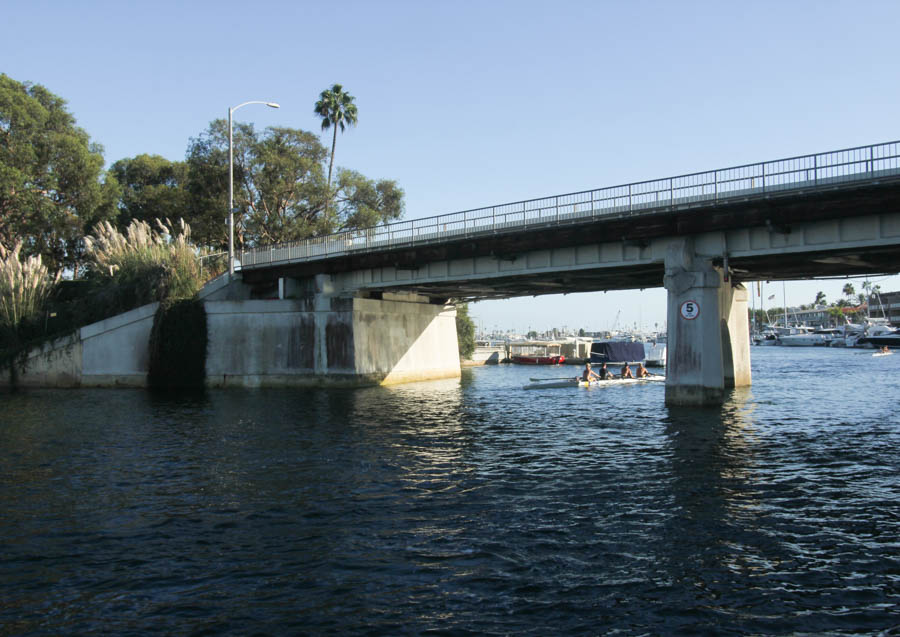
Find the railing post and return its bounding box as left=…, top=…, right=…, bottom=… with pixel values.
left=761, top=163, right=766, bottom=192
left=714, top=171, right=718, bottom=201
left=669, top=178, right=674, bottom=207
left=555, top=196, right=559, bottom=223
left=814, top=155, right=818, bottom=187
left=628, top=184, right=632, bottom=213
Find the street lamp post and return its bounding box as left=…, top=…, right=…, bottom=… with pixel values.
left=228, top=100, right=280, bottom=277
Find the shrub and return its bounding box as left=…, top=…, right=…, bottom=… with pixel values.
left=0, top=242, right=60, bottom=331
left=456, top=303, right=476, bottom=359
left=0, top=242, right=61, bottom=380
left=83, top=218, right=207, bottom=308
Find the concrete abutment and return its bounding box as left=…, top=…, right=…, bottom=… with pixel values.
left=5, top=275, right=461, bottom=389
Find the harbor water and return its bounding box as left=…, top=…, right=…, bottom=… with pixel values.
left=1, top=347, right=899, bottom=635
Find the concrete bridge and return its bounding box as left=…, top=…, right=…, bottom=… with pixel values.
left=14, top=141, right=900, bottom=404
left=203, top=140, right=899, bottom=405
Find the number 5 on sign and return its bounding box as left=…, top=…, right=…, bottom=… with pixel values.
left=680, top=300, right=699, bottom=320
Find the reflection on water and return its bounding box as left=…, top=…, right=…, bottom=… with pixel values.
left=1, top=348, right=899, bottom=634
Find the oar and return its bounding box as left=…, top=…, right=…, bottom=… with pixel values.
left=529, top=376, right=578, bottom=381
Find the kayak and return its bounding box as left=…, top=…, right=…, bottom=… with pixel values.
left=522, top=376, right=665, bottom=390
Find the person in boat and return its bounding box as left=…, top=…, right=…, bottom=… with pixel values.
left=635, top=362, right=650, bottom=378
left=597, top=363, right=615, bottom=380
left=882, top=345, right=891, bottom=354
left=582, top=362, right=601, bottom=382
left=620, top=364, right=634, bottom=379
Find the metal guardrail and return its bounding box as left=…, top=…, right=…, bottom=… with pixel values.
left=240, top=140, right=900, bottom=270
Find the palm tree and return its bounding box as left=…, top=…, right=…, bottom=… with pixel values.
left=872, top=284, right=885, bottom=318
left=862, top=281, right=873, bottom=317
left=814, top=291, right=826, bottom=307
left=842, top=282, right=855, bottom=300
left=314, top=84, right=358, bottom=205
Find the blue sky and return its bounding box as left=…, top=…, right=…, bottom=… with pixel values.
left=5, top=0, right=900, bottom=333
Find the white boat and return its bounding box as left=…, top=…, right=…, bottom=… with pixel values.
left=523, top=376, right=665, bottom=390
left=856, top=323, right=900, bottom=349
left=829, top=324, right=865, bottom=348
left=774, top=326, right=817, bottom=346
left=778, top=327, right=844, bottom=347
left=753, top=329, right=779, bottom=346
left=860, top=333, right=900, bottom=349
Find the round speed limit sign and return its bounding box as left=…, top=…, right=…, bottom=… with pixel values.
left=680, top=300, right=700, bottom=320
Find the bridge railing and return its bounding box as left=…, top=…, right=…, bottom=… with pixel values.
left=239, top=140, right=900, bottom=269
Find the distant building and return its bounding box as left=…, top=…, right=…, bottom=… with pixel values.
left=868, top=290, right=900, bottom=326
left=789, top=306, right=831, bottom=327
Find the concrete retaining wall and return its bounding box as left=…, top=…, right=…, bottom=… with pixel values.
left=81, top=302, right=159, bottom=387
left=4, top=303, right=158, bottom=388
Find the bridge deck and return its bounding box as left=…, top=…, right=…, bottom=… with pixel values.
left=240, top=141, right=900, bottom=271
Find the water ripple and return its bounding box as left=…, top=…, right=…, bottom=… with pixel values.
left=1, top=349, right=899, bottom=634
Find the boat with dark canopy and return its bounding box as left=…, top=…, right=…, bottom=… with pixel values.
left=589, top=342, right=647, bottom=365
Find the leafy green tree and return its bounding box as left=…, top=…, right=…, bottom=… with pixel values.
left=330, top=169, right=403, bottom=232
left=186, top=120, right=401, bottom=248
left=827, top=306, right=845, bottom=326
left=455, top=303, right=476, bottom=359
left=314, top=84, right=358, bottom=201
left=109, top=154, right=190, bottom=230
left=0, top=74, right=118, bottom=274
left=750, top=308, right=769, bottom=328
left=187, top=120, right=327, bottom=248
left=814, top=291, right=826, bottom=306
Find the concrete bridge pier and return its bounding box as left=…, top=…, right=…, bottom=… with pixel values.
left=664, top=238, right=751, bottom=406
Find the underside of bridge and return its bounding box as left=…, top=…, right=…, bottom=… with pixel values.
left=332, top=243, right=900, bottom=303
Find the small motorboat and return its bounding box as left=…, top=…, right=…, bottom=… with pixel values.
left=509, top=341, right=566, bottom=365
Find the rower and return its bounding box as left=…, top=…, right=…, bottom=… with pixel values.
left=635, top=363, right=650, bottom=378
left=620, top=364, right=634, bottom=379
left=598, top=363, right=614, bottom=380
left=582, top=363, right=600, bottom=382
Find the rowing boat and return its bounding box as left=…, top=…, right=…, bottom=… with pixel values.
left=522, top=376, right=665, bottom=390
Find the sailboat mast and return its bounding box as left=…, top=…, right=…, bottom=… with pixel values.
left=783, top=281, right=788, bottom=328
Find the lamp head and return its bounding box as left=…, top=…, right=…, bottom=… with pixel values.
left=266, top=102, right=280, bottom=108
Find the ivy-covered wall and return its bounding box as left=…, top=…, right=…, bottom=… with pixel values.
left=148, top=299, right=208, bottom=390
